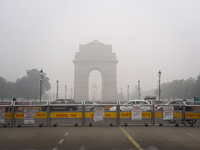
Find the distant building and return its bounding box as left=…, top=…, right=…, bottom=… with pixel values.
left=73, top=40, right=118, bottom=100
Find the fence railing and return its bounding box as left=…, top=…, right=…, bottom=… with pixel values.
left=0, top=101, right=199, bottom=127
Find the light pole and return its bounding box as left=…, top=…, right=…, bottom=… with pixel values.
left=56, top=80, right=59, bottom=100
left=121, top=88, right=122, bottom=100
left=158, top=70, right=161, bottom=100
left=40, top=69, right=43, bottom=102
left=65, top=85, right=67, bottom=99
left=127, top=85, right=129, bottom=101
left=71, top=88, right=73, bottom=99
left=138, top=80, right=140, bottom=100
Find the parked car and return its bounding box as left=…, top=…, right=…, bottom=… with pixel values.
left=156, top=100, right=197, bottom=124
left=109, top=100, right=151, bottom=111
left=84, top=101, right=96, bottom=111
left=145, top=100, right=167, bottom=110
left=50, top=99, right=78, bottom=111
left=156, top=100, right=186, bottom=111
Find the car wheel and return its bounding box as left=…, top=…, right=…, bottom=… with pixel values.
left=168, top=120, right=176, bottom=123
left=187, top=119, right=197, bottom=124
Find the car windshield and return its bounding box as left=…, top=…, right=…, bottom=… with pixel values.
left=165, top=101, right=183, bottom=105
left=85, top=101, right=93, bottom=104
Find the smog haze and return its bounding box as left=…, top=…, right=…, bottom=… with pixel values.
left=0, top=0, right=200, bottom=100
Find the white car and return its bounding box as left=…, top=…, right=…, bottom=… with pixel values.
left=109, top=100, right=151, bottom=111
left=84, top=101, right=97, bottom=111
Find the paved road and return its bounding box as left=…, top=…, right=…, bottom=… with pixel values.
left=0, top=125, right=200, bottom=150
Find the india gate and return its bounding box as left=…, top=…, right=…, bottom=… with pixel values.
left=73, top=40, right=118, bottom=100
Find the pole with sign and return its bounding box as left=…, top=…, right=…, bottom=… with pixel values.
left=163, top=106, right=174, bottom=120
left=131, top=105, right=142, bottom=120
left=24, top=108, right=35, bottom=124
left=94, top=107, right=104, bottom=122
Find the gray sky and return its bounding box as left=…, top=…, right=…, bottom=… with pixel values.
left=0, top=0, right=200, bottom=100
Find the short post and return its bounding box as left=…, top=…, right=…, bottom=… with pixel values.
left=11, top=102, right=14, bottom=127
left=183, top=104, right=186, bottom=126
left=158, top=70, right=161, bottom=100
left=152, top=103, right=155, bottom=125
left=117, top=101, right=120, bottom=125
left=82, top=102, right=85, bottom=126
left=47, top=102, right=50, bottom=127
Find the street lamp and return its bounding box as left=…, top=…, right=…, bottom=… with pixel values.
left=56, top=80, right=59, bottom=100
left=65, top=85, right=67, bottom=99
left=40, top=69, right=43, bottom=102
left=138, top=80, right=140, bottom=100
left=121, top=88, right=122, bottom=100
left=71, top=88, right=73, bottom=99
left=158, top=70, right=161, bottom=100
left=127, top=85, right=129, bottom=101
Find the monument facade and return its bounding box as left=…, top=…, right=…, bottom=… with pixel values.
left=73, top=40, right=118, bottom=100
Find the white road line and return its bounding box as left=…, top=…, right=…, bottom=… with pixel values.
left=185, top=133, right=196, bottom=137
left=52, top=147, right=58, bottom=150
left=59, top=139, right=64, bottom=144
left=64, top=132, right=69, bottom=136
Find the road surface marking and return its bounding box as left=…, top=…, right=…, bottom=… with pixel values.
left=119, top=126, right=143, bottom=150
left=185, top=133, right=196, bottom=137
left=64, top=132, right=69, bottom=136
left=52, top=147, right=58, bottom=150
left=59, top=139, right=64, bottom=144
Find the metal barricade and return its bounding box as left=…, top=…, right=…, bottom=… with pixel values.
left=184, top=102, right=200, bottom=127
left=49, top=100, right=83, bottom=127
left=154, top=102, right=184, bottom=126
left=84, top=101, right=118, bottom=127
left=119, top=101, right=153, bottom=126
left=13, top=101, right=48, bottom=127
left=0, top=101, right=13, bottom=127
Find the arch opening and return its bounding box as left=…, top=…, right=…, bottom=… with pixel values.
left=89, top=70, right=102, bottom=100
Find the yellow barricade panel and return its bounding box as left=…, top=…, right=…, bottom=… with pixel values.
left=5, top=113, right=12, bottom=119
left=50, top=112, right=82, bottom=118
left=174, top=112, right=182, bottom=118
left=154, top=112, right=163, bottom=118
left=120, top=112, right=152, bottom=118
left=104, top=112, right=117, bottom=118
left=15, top=113, right=48, bottom=119
left=154, top=112, right=183, bottom=118
left=186, top=113, right=200, bottom=119
left=142, top=112, right=152, bottom=118
left=120, top=112, right=131, bottom=118
left=35, top=113, right=47, bottom=119
left=15, top=113, right=24, bottom=119
left=84, top=112, right=117, bottom=118
left=85, top=112, right=94, bottom=118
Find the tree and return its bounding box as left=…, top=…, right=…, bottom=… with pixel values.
left=155, top=76, right=199, bottom=100
left=0, top=77, right=11, bottom=99
left=14, top=69, right=51, bottom=100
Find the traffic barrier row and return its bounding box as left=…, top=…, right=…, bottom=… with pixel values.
left=0, top=101, right=200, bottom=127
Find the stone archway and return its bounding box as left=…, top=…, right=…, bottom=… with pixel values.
left=73, top=40, right=118, bottom=100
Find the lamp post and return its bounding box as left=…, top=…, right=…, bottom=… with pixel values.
left=71, top=88, right=73, bottom=99
left=65, top=85, right=67, bottom=99
left=127, top=85, right=129, bottom=101
left=40, top=69, right=43, bottom=102
left=138, top=80, right=140, bottom=100
left=56, top=80, right=59, bottom=100
left=158, top=70, right=161, bottom=100
left=121, top=88, right=122, bottom=100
